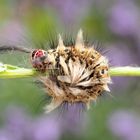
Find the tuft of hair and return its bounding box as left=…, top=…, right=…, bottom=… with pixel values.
left=37, top=29, right=111, bottom=113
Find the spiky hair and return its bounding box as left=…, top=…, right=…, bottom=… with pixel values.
left=38, top=29, right=111, bottom=113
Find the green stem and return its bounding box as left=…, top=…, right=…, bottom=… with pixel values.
left=0, top=68, right=37, bottom=78
left=109, top=66, right=140, bottom=76
left=0, top=63, right=140, bottom=78
left=0, top=63, right=38, bottom=78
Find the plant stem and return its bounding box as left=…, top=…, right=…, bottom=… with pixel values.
left=0, top=64, right=38, bottom=78
left=0, top=68, right=37, bottom=78
left=109, top=67, right=140, bottom=76
left=0, top=64, right=140, bottom=78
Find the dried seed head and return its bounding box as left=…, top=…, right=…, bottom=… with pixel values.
left=37, top=30, right=111, bottom=113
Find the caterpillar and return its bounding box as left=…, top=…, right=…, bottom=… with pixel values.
left=0, top=29, right=111, bottom=113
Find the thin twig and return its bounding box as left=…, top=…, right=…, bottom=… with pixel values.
left=0, top=63, right=140, bottom=78
left=109, top=67, right=140, bottom=76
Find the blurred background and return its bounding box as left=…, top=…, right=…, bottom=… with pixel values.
left=0, top=0, right=140, bottom=140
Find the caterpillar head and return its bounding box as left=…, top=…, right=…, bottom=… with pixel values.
left=31, top=49, right=49, bottom=72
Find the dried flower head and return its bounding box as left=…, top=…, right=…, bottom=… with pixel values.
left=35, top=29, right=111, bottom=113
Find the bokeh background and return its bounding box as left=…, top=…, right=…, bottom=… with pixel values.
left=0, top=0, right=140, bottom=140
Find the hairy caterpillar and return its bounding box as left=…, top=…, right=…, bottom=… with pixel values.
left=0, top=29, right=111, bottom=113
